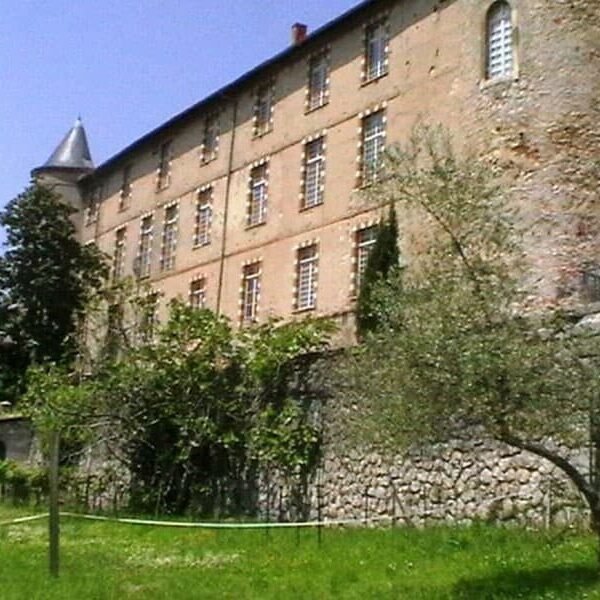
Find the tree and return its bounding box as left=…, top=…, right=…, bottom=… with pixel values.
left=23, top=301, right=334, bottom=515
left=356, top=204, right=401, bottom=335
left=341, top=126, right=600, bottom=555
left=0, top=183, right=106, bottom=401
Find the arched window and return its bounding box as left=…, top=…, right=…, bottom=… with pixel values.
left=0, top=440, right=6, bottom=461
left=486, top=1, right=514, bottom=79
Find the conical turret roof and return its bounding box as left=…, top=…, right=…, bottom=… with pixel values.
left=39, top=118, right=94, bottom=172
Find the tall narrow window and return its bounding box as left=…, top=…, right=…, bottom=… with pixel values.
left=302, top=137, right=326, bottom=209
left=157, top=140, right=172, bottom=190
left=296, top=245, right=318, bottom=311
left=194, top=188, right=212, bottom=247
left=248, top=164, right=268, bottom=227
left=119, top=165, right=132, bottom=211
left=137, top=215, right=153, bottom=278
left=486, top=2, right=513, bottom=79
left=113, top=227, right=127, bottom=281
left=160, top=204, right=178, bottom=272
left=138, top=293, right=159, bottom=344
left=355, top=226, right=378, bottom=289
left=361, top=111, right=386, bottom=185
left=582, top=267, right=600, bottom=302
left=189, top=278, right=206, bottom=309
left=364, top=19, right=388, bottom=82
left=85, top=185, right=102, bottom=226
left=106, top=303, right=124, bottom=357
left=307, top=52, right=329, bottom=111
left=254, top=84, right=273, bottom=137
left=241, top=262, right=261, bottom=324
left=201, top=114, right=219, bottom=163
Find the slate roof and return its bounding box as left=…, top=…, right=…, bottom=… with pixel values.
left=38, top=117, right=94, bottom=172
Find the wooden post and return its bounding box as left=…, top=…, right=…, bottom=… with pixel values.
left=48, top=429, right=60, bottom=578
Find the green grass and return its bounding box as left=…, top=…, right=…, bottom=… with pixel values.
left=0, top=505, right=599, bottom=599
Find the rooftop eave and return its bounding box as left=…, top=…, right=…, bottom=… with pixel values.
left=84, top=0, right=386, bottom=180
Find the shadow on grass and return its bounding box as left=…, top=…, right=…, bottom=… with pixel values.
left=453, top=565, right=600, bottom=599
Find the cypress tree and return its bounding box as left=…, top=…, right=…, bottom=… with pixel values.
left=356, top=204, right=400, bottom=336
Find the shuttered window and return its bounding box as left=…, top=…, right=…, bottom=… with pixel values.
left=486, top=2, right=513, bottom=79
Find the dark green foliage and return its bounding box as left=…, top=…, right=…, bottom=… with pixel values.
left=24, top=302, right=334, bottom=516
left=356, top=204, right=400, bottom=335
left=0, top=183, right=106, bottom=403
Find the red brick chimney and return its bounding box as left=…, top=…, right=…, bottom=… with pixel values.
left=291, top=23, right=308, bottom=45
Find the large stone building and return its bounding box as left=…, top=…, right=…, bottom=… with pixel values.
left=33, top=0, right=599, bottom=333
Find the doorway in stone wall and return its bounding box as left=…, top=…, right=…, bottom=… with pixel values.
left=0, top=440, right=6, bottom=461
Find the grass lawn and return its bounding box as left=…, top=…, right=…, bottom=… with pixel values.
left=0, top=505, right=599, bottom=599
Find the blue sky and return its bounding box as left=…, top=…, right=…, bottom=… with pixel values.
left=0, top=0, right=361, bottom=246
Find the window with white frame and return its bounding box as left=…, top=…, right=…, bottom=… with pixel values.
left=189, top=278, right=206, bottom=309
left=361, top=111, right=386, bottom=185
left=137, top=215, right=153, bottom=278
left=119, top=164, right=132, bottom=211
left=248, top=164, right=268, bottom=227
left=241, top=262, right=261, bottom=323
left=302, top=137, right=326, bottom=209
left=160, top=204, right=178, bottom=272
left=113, top=227, right=127, bottom=281
left=296, top=245, right=318, bottom=311
left=486, top=2, right=513, bottom=80
left=201, top=113, right=219, bottom=163
left=138, top=293, right=159, bottom=344
left=355, top=225, right=378, bottom=289
left=254, top=84, right=273, bottom=137
left=364, top=19, right=388, bottom=81
left=307, top=52, right=329, bottom=111
left=157, top=140, right=172, bottom=190
left=194, top=188, right=212, bottom=247
left=85, top=185, right=102, bottom=226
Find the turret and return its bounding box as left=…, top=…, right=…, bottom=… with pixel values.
left=31, top=118, right=95, bottom=232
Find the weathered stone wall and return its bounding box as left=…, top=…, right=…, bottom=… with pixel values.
left=257, top=306, right=599, bottom=527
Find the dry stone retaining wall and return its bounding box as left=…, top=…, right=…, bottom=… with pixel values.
left=259, top=306, right=599, bottom=528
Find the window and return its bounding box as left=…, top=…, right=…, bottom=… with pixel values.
left=189, top=278, right=206, bottom=309
left=113, top=227, right=127, bottom=281
left=582, top=267, right=600, bottom=302
left=364, top=19, right=388, bottom=82
left=355, top=226, right=378, bottom=289
left=248, top=164, right=268, bottom=227
left=157, top=141, right=172, bottom=190
left=85, top=186, right=102, bottom=226
left=307, top=52, right=329, bottom=111
left=296, top=245, right=318, bottom=311
left=241, top=262, right=261, bottom=323
left=119, top=165, right=132, bottom=211
left=361, top=111, right=386, bottom=185
left=138, top=293, right=159, bottom=344
left=105, top=303, right=124, bottom=357
left=194, top=188, right=212, bottom=247
left=201, top=114, right=219, bottom=163
left=160, top=204, right=178, bottom=272
left=302, top=137, right=326, bottom=209
left=254, top=84, right=273, bottom=137
left=486, top=2, right=513, bottom=79
left=137, top=215, right=153, bottom=278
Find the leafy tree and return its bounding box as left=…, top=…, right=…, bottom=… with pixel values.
left=342, top=126, right=600, bottom=555
left=24, top=301, right=334, bottom=515
left=0, top=183, right=106, bottom=400
left=356, top=204, right=401, bottom=335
